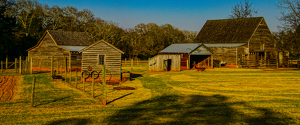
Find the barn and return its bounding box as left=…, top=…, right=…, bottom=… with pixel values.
left=27, top=30, right=94, bottom=71
left=194, top=17, right=284, bottom=67
left=79, top=40, right=124, bottom=81
left=149, top=43, right=212, bottom=71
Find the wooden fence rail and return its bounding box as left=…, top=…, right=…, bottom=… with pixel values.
left=238, top=60, right=278, bottom=68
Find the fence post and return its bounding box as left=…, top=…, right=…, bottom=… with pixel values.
left=51, top=56, right=53, bottom=75
left=56, top=62, right=59, bottom=74
left=187, top=60, right=189, bottom=70
left=131, top=59, right=133, bottom=71
left=5, top=56, right=8, bottom=69
left=60, top=64, right=62, bottom=75
left=267, top=59, right=269, bottom=68
left=24, top=57, right=27, bottom=73
left=102, top=65, right=106, bottom=105
left=276, top=60, right=279, bottom=69
left=211, top=55, right=213, bottom=69
left=65, top=57, right=67, bottom=82
left=69, top=55, right=71, bottom=84
left=83, top=73, right=85, bottom=92
left=19, top=56, right=22, bottom=74
left=297, top=59, right=299, bottom=69
left=137, top=58, right=139, bottom=66
left=30, top=57, right=32, bottom=74
left=31, top=77, right=36, bottom=107
left=75, top=68, right=78, bottom=88
left=92, top=72, right=94, bottom=98
left=208, top=57, right=210, bottom=68
left=125, top=58, right=127, bottom=65
left=39, top=60, right=41, bottom=72
left=15, top=58, right=17, bottom=72
left=1, top=61, right=3, bottom=73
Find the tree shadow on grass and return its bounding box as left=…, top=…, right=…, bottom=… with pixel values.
left=107, top=92, right=133, bottom=105
left=45, top=118, right=91, bottom=125
left=130, top=73, right=143, bottom=80
left=35, top=96, right=71, bottom=107
left=106, top=94, right=293, bottom=124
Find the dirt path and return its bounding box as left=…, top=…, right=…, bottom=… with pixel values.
left=0, top=76, right=19, bottom=101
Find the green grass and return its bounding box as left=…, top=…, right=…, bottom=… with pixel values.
left=1, top=67, right=300, bottom=124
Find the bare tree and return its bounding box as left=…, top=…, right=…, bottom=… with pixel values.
left=228, top=0, right=258, bottom=19
left=277, top=0, right=300, bottom=31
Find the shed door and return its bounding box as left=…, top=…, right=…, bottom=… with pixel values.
left=163, top=59, right=172, bottom=71
left=163, top=60, right=167, bottom=70
left=167, top=59, right=172, bottom=71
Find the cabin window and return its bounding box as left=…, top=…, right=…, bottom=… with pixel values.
left=98, top=55, right=105, bottom=65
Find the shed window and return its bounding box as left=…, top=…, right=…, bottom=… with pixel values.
left=98, top=55, right=105, bottom=65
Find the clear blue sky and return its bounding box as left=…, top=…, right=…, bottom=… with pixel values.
left=36, top=0, right=282, bottom=32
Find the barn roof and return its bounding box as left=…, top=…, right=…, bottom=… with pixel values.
left=204, top=43, right=247, bottom=47
left=160, top=43, right=203, bottom=53
left=194, top=17, right=264, bottom=43
left=48, top=30, right=94, bottom=46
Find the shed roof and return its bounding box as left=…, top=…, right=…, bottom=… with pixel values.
left=204, top=43, right=247, bottom=47
left=194, top=17, right=264, bottom=43
left=27, top=30, right=95, bottom=52
left=160, top=43, right=203, bottom=53
left=79, top=40, right=124, bottom=54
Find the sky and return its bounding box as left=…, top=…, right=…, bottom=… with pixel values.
left=36, top=0, right=282, bottom=32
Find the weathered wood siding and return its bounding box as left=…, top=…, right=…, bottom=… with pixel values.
left=149, top=54, right=181, bottom=71
left=81, top=42, right=122, bottom=80
left=28, top=34, right=71, bottom=69
left=207, top=45, right=246, bottom=65
left=249, top=19, right=276, bottom=60
left=180, top=54, right=189, bottom=67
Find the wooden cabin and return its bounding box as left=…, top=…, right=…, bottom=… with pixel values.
left=194, top=17, right=285, bottom=66
left=149, top=43, right=213, bottom=71
left=27, top=30, right=94, bottom=71
left=79, top=40, right=124, bottom=81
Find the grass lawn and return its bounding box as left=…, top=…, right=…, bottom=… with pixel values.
left=0, top=67, right=300, bottom=124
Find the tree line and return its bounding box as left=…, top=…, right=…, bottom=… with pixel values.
left=0, top=0, right=197, bottom=60
left=1, top=0, right=300, bottom=60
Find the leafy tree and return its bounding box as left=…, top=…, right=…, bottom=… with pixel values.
left=0, top=0, right=18, bottom=59
left=182, top=30, right=198, bottom=43
left=276, top=0, right=300, bottom=58
left=277, top=0, right=300, bottom=31
left=228, top=0, right=258, bottom=19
